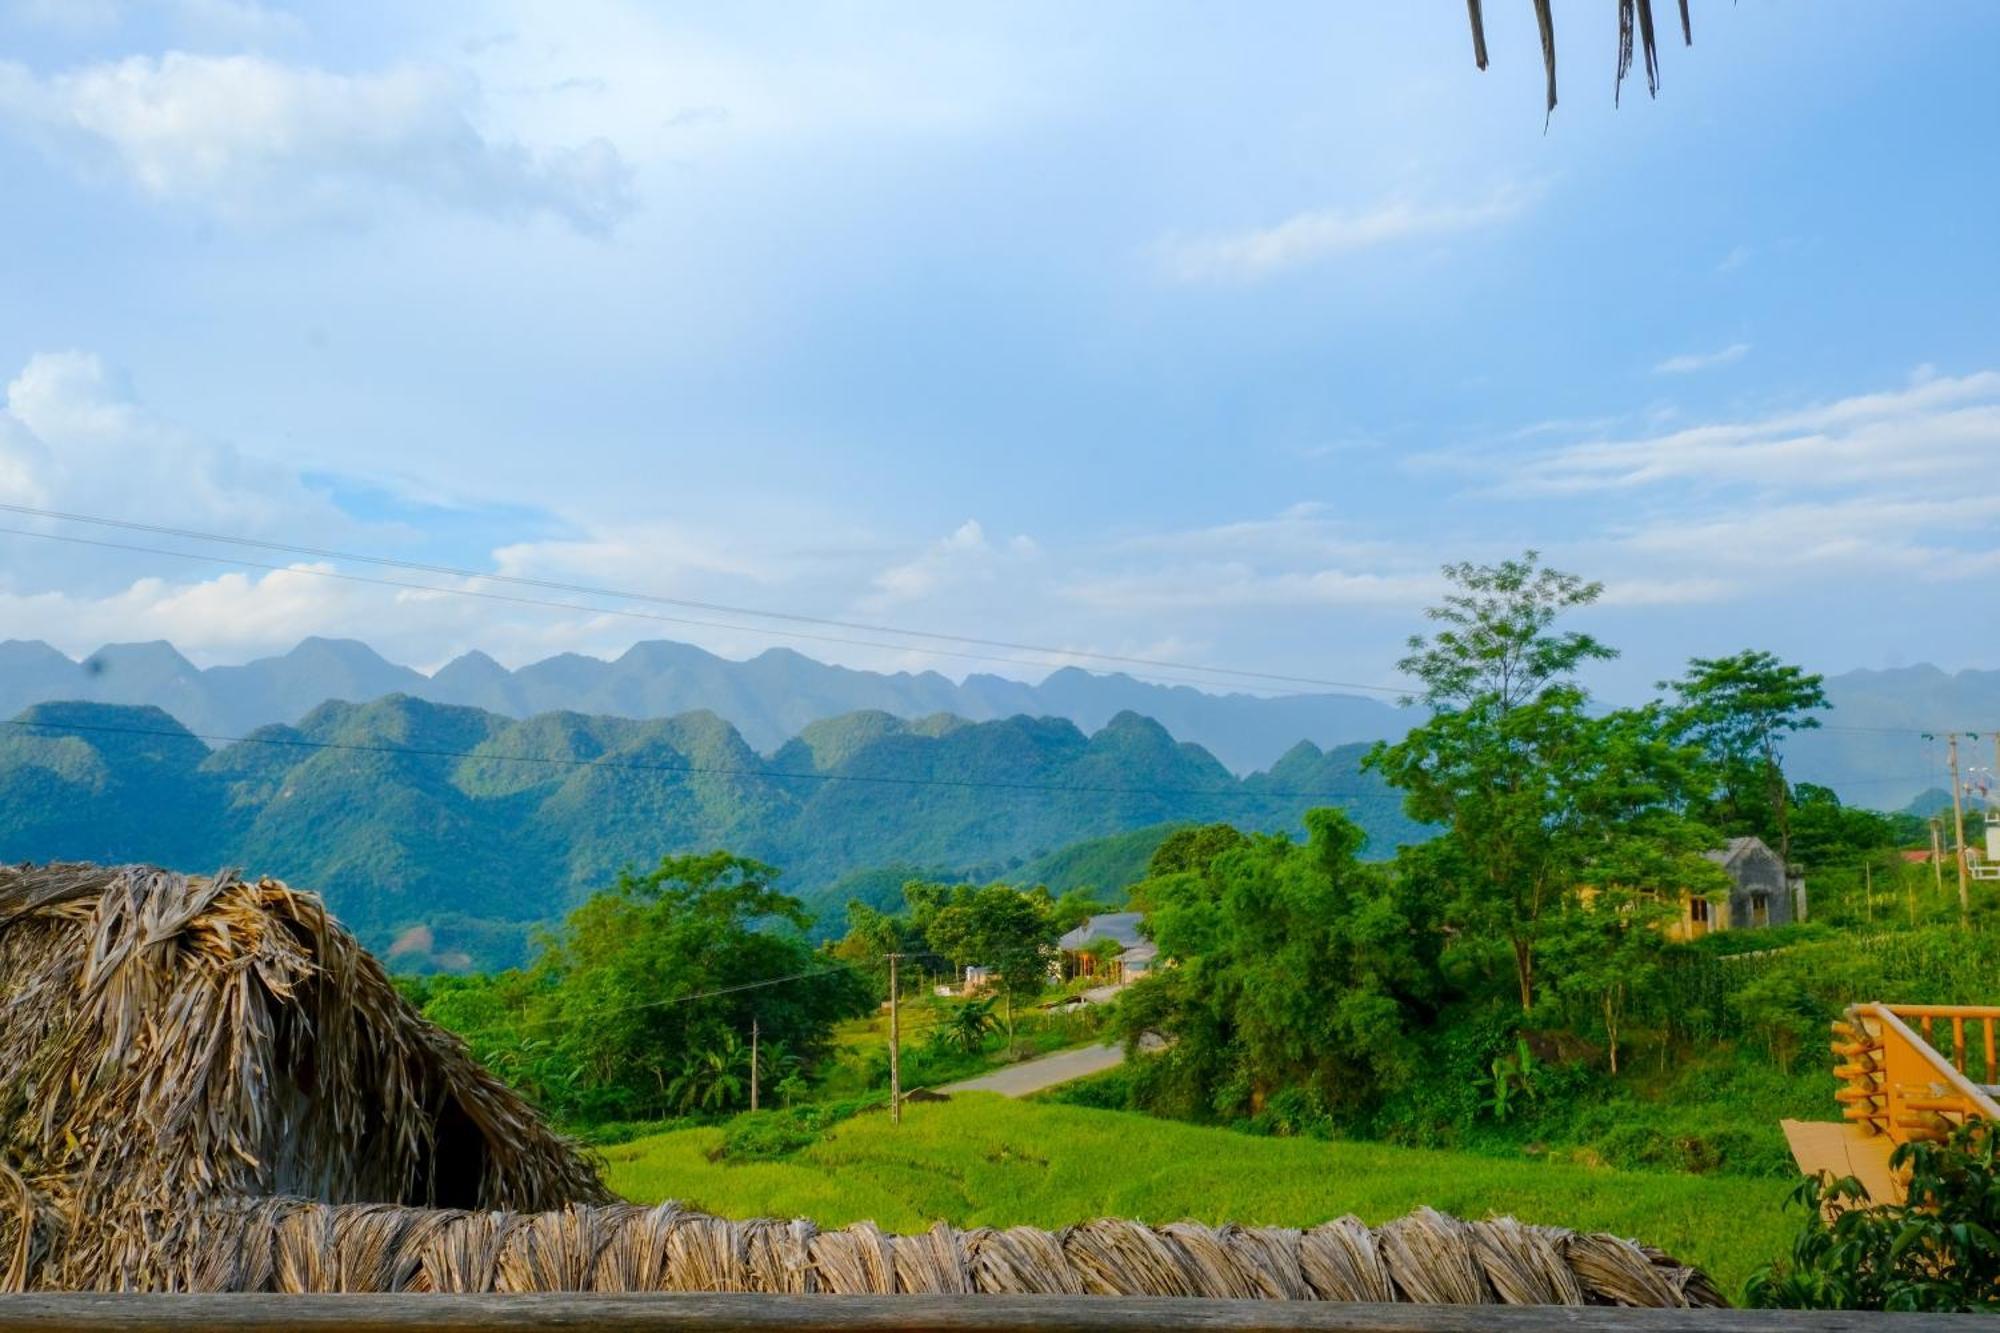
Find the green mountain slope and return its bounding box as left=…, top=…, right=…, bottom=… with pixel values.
left=0, top=696, right=1427, bottom=969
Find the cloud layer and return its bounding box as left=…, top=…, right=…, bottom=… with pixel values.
left=0, top=53, right=633, bottom=229
left=1156, top=187, right=1532, bottom=283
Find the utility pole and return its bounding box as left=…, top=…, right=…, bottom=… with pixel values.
left=1931, top=817, right=1946, bottom=897
left=750, top=1016, right=759, bottom=1114
left=1949, top=733, right=1970, bottom=924
left=1864, top=861, right=1874, bottom=924
left=887, top=952, right=903, bottom=1126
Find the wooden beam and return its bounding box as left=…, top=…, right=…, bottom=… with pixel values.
left=0, top=1296, right=1990, bottom=1333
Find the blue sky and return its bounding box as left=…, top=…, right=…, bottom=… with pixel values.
left=0, top=2, right=1996, bottom=701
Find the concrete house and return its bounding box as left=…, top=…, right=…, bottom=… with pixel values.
left=1677, top=836, right=1805, bottom=938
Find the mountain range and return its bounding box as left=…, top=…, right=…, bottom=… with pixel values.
left=0, top=695, right=1421, bottom=971
left=0, top=637, right=1408, bottom=775
left=2, top=638, right=1992, bottom=808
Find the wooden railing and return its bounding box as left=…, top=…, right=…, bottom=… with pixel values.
left=0, top=1295, right=1989, bottom=1332
left=1835, top=1003, right=2000, bottom=1144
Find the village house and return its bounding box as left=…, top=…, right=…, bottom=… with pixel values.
left=1057, top=911, right=1158, bottom=986
left=1673, top=835, right=1806, bottom=940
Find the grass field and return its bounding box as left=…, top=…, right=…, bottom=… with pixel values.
left=600, top=1093, right=1795, bottom=1297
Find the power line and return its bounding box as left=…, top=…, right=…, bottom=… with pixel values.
left=0, top=503, right=1410, bottom=696
left=450, top=960, right=871, bottom=1041
left=0, top=715, right=1401, bottom=803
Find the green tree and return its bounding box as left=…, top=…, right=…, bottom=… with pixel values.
left=1123, top=809, right=1441, bottom=1122
left=1368, top=552, right=1618, bottom=1011
left=523, top=851, right=871, bottom=1120
left=923, top=883, right=1060, bottom=1046
left=1663, top=650, right=1828, bottom=865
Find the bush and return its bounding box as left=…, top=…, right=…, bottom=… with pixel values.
left=1750, top=1126, right=2000, bottom=1311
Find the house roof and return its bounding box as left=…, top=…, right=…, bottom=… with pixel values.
left=1059, top=911, right=1145, bottom=952
left=1701, top=835, right=1774, bottom=868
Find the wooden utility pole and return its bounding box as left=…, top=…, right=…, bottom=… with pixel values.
left=1863, top=862, right=1874, bottom=924
left=887, top=953, right=903, bottom=1126
left=1932, top=817, right=1946, bottom=896
left=1949, top=733, right=1970, bottom=924
left=749, top=1016, right=760, bottom=1114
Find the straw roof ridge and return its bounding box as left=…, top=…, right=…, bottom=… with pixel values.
left=0, top=861, right=607, bottom=1290
left=97, top=1198, right=1722, bottom=1306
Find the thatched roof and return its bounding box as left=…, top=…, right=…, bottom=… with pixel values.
left=0, top=863, right=608, bottom=1291
left=0, top=862, right=1726, bottom=1306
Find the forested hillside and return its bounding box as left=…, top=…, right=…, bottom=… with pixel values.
left=0, top=695, right=1423, bottom=968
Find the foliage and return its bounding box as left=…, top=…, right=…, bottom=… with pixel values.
left=881, top=880, right=1064, bottom=1043
left=1663, top=650, right=1828, bottom=864
left=931, top=996, right=1000, bottom=1054
left=1117, top=807, right=1441, bottom=1121
left=1749, top=1127, right=2000, bottom=1312
left=0, top=697, right=1423, bottom=970
left=1479, top=1038, right=1540, bottom=1122
left=423, top=851, right=871, bottom=1123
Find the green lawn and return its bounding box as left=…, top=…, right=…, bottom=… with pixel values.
left=599, top=1093, right=1794, bottom=1298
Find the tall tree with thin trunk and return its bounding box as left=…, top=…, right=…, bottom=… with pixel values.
left=1368, top=552, right=1616, bottom=1011
left=1662, top=651, right=1828, bottom=868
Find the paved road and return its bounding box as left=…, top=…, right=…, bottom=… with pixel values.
left=935, top=1042, right=1125, bottom=1097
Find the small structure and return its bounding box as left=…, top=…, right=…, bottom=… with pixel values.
left=1058, top=911, right=1156, bottom=985
left=1674, top=836, right=1804, bottom=939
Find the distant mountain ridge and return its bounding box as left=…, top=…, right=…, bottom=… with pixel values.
left=1, top=638, right=1987, bottom=809
left=0, top=636, right=1410, bottom=773
left=0, top=695, right=1424, bottom=971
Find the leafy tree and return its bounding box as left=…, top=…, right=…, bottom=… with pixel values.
left=1663, top=650, right=1828, bottom=865
left=520, top=851, right=872, bottom=1120
left=923, top=883, right=1060, bottom=1044
left=1368, top=553, right=1619, bottom=1011
left=1122, top=809, right=1441, bottom=1123
left=1147, top=823, right=1252, bottom=878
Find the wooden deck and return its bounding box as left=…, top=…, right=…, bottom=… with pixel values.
left=1780, top=1119, right=1901, bottom=1204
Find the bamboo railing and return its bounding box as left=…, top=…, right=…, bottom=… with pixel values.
left=1833, top=1003, right=2000, bottom=1145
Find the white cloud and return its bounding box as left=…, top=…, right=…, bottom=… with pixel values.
left=865, top=520, right=1040, bottom=608
left=1653, top=342, right=1750, bottom=375
left=0, top=351, right=341, bottom=544
left=0, top=53, right=632, bottom=230
left=1503, top=369, right=2000, bottom=495
left=1156, top=186, right=1532, bottom=283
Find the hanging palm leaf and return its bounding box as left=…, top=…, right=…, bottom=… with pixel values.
left=1466, top=0, right=1696, bottom=116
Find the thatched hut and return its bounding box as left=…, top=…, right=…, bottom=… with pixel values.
left=0, top=862, right=1725, bottom=1306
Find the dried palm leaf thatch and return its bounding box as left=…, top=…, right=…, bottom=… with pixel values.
left=1465, top=0, right=1695, bottom=116
left=0, top=862, right=607, bottom=1291
left=126, top=1199, right=1725, bottom=1306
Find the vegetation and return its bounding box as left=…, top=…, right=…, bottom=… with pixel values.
left=598, top=1094, right=1790, bottom=1295
left=0, top=698, right=1420, bottom=970
left=406, top=852, right=872, bottom=1123
left=1751, top=1127, right=2000, bottom=1312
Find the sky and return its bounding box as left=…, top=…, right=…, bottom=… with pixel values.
left=1, top=1, right=1996, bottom=703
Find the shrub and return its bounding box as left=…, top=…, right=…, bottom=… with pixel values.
left=1749, top=1126, right=2000, bottom=1311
